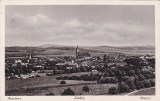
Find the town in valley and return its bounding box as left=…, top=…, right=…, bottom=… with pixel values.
left=5, top=45, right=155, bottom=95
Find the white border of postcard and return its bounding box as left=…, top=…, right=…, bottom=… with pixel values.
left=0, top=0, right=160, bottom=101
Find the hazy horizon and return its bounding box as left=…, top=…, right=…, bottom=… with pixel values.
left=5, top=43, right=155, bottom=48
left=6, top=5, right=155, bottom=47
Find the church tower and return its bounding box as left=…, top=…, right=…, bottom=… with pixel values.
left=76, top=45, right=79, bottom=58
left=27, top=54, right=32, bottom=63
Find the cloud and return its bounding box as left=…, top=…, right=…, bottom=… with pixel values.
left=64, top=19, right=82, bottom=27
left=7, top=13, right=55, bottom=29
left=6, top=14, right=154, bottom=46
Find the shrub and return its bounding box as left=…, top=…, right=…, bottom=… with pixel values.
left=60, top=80, right=66, bottom=84
left=128, top=69, right=135, bottom=76
left=61, top=87, right=75, bottom=95
left=136, top=69, right=141, bottom=74
left=111, top=77, right=119, bottom=83
left=121, top=70, right=127, bottom=76
left=121, top=76, right=130, bottom=82
left=138, top=74, right=145, bottom=81
left=56, top=76, right=63, bottom=80
left=70, top=76, right=78, bottom=80
left=135, top=80, right=144, bottom=90
left=104, top=78, right=111, bottom=83
left=108, top=87, right=119, bottom=94
left=143, top=80, right=151, bottom=88
left=125, top=78, right=136, bottom=91
left=63, top=76, right=70, bottom=80
left=143, top=74, right=152, bottom=79
left=149, top=79, right=155, bottom=87
left=104, top=71, right=110, bottom=77
left=116, top=70, right=123, bottom=76
left=133, top=74, right=139, bottom=81
left=118, top=81, right=130, bottom=93
left=82, top=85, right=89, bottom=92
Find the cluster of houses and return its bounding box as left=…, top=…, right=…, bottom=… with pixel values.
left=5, top=46, right=155, bottom=80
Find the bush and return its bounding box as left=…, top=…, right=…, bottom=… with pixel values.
left=133, top=74, right=139, bottom=81
left=82, top=85, right=89, bottom=92
left=121, top=70, right=127, bottom=76
left=118, top=81, right=130, bottom=93
left=111, top=77, right=119, bottom=83
left=56, top=76, right=63, bottom=80
left=143, top=80, right=151, bottom=88
left=60, top=80, right=66, bottom=84
left=149, top=79, right=155, bottom=87
left=138, top=74, right=145, bottom=81
left=63, top=76, right=70, bottom=80
left=108, top=87, right=119, bottom=94
left=61, top=87, right=75, bottom=95
left=136, top=69, right=141, bottom=74
left=99, top=77, right=118, bottom=84
left=128, top=69, right=135, bottom=76
left=104, top=71, right=110, bottom=77
left=143, top=74, right=152, bottom=79
left=135, top=80, right=144, bottom=90
left=126, top=78, right=136, bottom=91
left=121, top=76, right=130, bottom=82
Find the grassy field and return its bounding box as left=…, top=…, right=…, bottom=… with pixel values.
left=5, top=71, right=119, bottom=96
left=5, top=72, right=155, bottom=96
left=129, top=87, right=155, bottom=95
left=5, top=72, right=96, bottom=91
left=6, top=83, right=117, bottom=96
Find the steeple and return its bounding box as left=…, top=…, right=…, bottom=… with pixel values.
left=76, top=45, right=79, bottom=58
left=29, top=54, right=32, bottom=59
left=27, top=54, right=32, bottom=63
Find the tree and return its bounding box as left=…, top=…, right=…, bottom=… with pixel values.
left=60, top=80, right=66, bottom=84
left=111, top=77, right=119, bottom=83
left=124, top=58, right=141, bottom=67
left=118, top=81, right=130, bottom=93
left=61, top=87, right=75, bottom=95
left=143, top=80, right=151, bottom=88
left=82, top=85, right=89, bottom=92
left=108, top=87, right=119, bottom=94
left=103, top=54, right=107, bottom=62
left=125, top=78, right=136, bottom=91
left=135, top=80, right=144, bottom=90
left=128, top=69, right=135, bottom=76
left=136, top=69, right=141, bottom=74
left=133, top=74, right=139, bottom=81
left=138, top=74, right=145, bottom=81
left=121, top=70, right=127, bottom=76
left=104, top=71, right=110, bottom=77
left=149, top=79, right=155, bottom=87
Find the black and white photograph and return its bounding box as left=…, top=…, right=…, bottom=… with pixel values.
left=3, top=4, right=157, bottom=97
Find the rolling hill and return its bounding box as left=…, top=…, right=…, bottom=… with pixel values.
left=5, top=44, right=155, bottom=57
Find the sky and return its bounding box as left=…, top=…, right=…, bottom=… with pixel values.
left=5, top=5, right=155, bottom=47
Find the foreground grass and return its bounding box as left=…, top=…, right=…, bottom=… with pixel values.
left=6, top=83, right=117, bottom=96
left=5, top=72, right=95, bottom=91
left=128, top=87, right=155, bottom=95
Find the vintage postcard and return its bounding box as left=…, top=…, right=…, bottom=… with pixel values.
left=0, top=0, right=160, bottom=101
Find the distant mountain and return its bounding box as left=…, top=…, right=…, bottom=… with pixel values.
left=99, top=46, right=155, bottom=50
left=38, top=44, right=65, bottom=48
